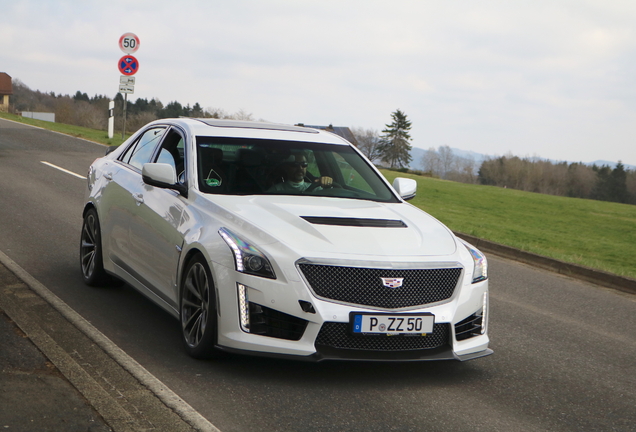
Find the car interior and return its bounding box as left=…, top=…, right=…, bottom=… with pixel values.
left=194, top=139, right=388, bottom=199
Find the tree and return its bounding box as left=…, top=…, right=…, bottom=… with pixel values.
left=593, top=165, right=613, bottom=202
left=377, top=109, right=413, bottom=169
left=626, top=170, right=636, bottom=204
left=191, top=103, right=204, bottom=117
left=204, top=107, right=227, bottom=119
left=421, top=147, right=441, bottom=175
left=566, top=163, right=596, bottom=198
left=73, top=91, right=89, bottom=102
left=447, top=155, right=477, bottom=184
left=609, top=162, right=629, bottom=203
left=592, top=163, right=631, bottom=203
left=438, top=145, right=455, bottom=178
left=351, top=127, right=382, bottom=162
left=132, top=97, right=151, bottom=115
left=160, top=101, right=185, bottom=118
left=422, top=146, right=478, bottom=182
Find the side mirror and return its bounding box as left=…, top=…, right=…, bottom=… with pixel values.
left=142, top=163, right=187, bottom=197
left=392, top=177, right=417, bottom=200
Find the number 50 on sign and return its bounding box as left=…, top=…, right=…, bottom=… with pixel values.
left=119, top=32, right=140, bottom=54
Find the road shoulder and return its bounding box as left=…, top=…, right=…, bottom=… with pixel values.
left=0, top=250, right=218, bottom=432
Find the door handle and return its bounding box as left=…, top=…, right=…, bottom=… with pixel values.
left=133, top=193, right=144, bottom=205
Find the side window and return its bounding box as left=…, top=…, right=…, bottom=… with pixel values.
left=120, top=127, right=166, bottom=170
left=154, top=129, right=186, bottom=184
left=157, top=149, right=176, bottom=169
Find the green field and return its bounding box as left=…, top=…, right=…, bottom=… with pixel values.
left=382, top=170, right=636, bottom=279
left=2, top=112, right=634, bottom=279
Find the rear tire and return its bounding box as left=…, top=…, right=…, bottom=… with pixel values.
left=180, top=254, right=221, bottom=359
left=80, top=208, right=111, bottom=287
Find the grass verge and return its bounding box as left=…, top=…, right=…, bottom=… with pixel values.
left=0, top=112, right=130, bottom=146
left=1, top=112, right=633, bottom=279
left=381, top=170, right=636, bottom=279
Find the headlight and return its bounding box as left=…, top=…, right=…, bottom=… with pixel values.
left=219, top=228, right=276, bottom=279
left=459, top=239, right=488, bottom=283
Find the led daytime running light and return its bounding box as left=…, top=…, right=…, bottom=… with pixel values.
left=219, top=229, right=244, bottom=272
left=481, top=292, right=489, bottom=335
left=238, top=283, right=250, bottom=332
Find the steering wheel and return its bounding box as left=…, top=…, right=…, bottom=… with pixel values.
left=305, top=179, right=341, bottom=193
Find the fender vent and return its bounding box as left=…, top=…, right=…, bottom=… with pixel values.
left=454, top=312, right=484, bottom=341
left=249, top=303, right=308, bottom=341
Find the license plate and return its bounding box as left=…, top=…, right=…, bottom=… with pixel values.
left=351, top=313, right=435, bottom=335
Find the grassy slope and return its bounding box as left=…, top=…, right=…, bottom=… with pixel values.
left=382, top=170, right=636, bottom=279
left=2, top=112, right=633, bottom=279
left=0, top=112, right=130, bottom=146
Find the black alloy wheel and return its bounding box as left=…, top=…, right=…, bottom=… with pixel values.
left=80, top=208, right=109, bottom=286
left=180, top=254, right=220, bottom=359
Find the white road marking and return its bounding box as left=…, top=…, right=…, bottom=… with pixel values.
left=41, top=161, right=86, bottom=179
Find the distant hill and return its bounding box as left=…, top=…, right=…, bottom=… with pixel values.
left=408, top=147, right=487, bottom=172
left=408, top=146, right=635, bottom=172
left=588, top=160, right=636, bottom=170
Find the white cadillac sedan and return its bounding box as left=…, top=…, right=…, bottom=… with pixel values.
left=80, top=118, right=492, bottom=361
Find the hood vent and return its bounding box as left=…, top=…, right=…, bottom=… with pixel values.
left=301, top=216, right=407, bottom=228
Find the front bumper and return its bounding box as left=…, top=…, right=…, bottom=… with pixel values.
left=217, top=343, right=493, bottom=362
left=212, top=258, right=491, bottom=362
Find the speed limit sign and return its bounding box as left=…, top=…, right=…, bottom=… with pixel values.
left=119, top=32, right=140, bottom=54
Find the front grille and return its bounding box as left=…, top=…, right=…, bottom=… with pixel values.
left=298, top=264, right=462, bottom=309
left=315, top=322, right=450, bottom=351
left=454, top=312, right=483, bottom=341
left=249, top=303, right=308, bottom=341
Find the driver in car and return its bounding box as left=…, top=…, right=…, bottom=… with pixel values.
left=268, top=153, right=333, bottom=193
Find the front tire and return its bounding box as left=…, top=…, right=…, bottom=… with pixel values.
left=80, top=208, right=110, bottom=286
left=180, top=254, right=221, bottom=359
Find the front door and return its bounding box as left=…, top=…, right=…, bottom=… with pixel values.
left=127, top=128, right=188, bottom=310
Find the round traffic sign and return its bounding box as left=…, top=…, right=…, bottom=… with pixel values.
left=118, top=55, right=139, bottom=76
left=119, top=32, right=140, bottom=54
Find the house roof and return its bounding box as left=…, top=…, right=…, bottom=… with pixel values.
left=299, top=124, right=358, bottom=146
left=0, top=73, right=13, bottom=95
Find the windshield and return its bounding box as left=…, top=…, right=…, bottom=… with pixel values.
left=195, top=137, right=399, bottom=203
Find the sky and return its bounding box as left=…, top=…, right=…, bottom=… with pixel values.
left=1, top=0, right=635, bottom=166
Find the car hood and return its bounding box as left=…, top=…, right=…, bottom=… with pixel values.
left=207, top=196, right=458, bottom=258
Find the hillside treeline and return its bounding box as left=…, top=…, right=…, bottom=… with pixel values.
left=420, top=146, right=635, bottom=205
left=420, top=145, right=478, bottom=184
left=8, top=79, right=253, bottom=133
left=9, top=80, right=634, bottom=205
left=478, top=156, right=636, bottom=204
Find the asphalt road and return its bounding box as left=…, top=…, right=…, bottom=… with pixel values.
left=1, top=118, right=635, bottom=432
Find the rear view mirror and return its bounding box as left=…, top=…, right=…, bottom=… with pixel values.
left=392, top=177, right=417, bottom=200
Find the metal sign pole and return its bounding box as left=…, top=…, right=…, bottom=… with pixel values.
left=118, top=33, right=139, bottom=140
left=122, top=93, right=127, bottom=139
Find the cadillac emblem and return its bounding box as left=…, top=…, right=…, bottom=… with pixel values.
left=380, top=277, right=404, bottom=288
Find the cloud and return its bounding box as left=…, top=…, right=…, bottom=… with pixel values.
left=1, top=0, right=635, bottom=165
